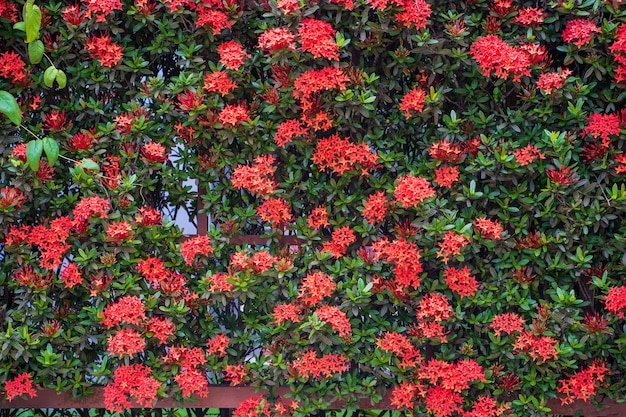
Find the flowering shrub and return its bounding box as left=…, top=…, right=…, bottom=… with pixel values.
left=3, top=0, right=626, bottom=415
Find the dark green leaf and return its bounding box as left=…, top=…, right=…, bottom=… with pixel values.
left=42, top=137, right=59, bottom=166
left=0, top=91, right=22, bottom=126
left=26, top=139, right=43, bottom=172
left=28, top=40, right=44, bottom=64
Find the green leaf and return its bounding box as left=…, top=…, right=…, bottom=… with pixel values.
left=13, top=21, right=25, bottom=31
left=0, top=91, right=22, bottom=126
left=44, top=66, right=58, bottom=88
left=79, top=158, right=100, bottom=173
left=25, top=4, right=41, bottom=43
left=42, top=137, right=59, bottom=166
left=26, top=139, right=43, bottom=172
left=55, top=70, right=67, bottom=89
left=28, top=40, right=44, bottom=64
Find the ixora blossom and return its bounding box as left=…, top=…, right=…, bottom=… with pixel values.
left=231, top=154, right=277, bottom=196
left=473, top=217, right=505, bottom=240
left=217, top=40, right=249, bottom=70
left=537, top=68, right=572, bottom=94
left=562, top=19, right=601, bottom=47
left=82, top=0, right=122, bottom=21
left=103, top=364, right=161, bottom=411
left=312, top=135, right=379, bottom=176
left=469, top=35, right=531, bottom=81
left=557, top=361, right=609, bottom=405
left=394, top=174, right=435, bottom=208
left=399, top=88, right=426, bottom=119
left=604, top=285, right=626, bottom=318
left=298, top=18, right=339, bottom=60
left=141, top=141, right=168, bottom=163
left=85, top=35, right=124, bottom=68
left=290, top=349, right=349, bottom=379
left=3, top=373, right=38, bottom=401
left=180, top=235, right=214, bottom=265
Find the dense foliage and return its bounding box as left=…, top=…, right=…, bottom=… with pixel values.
left=2, top=0, right=626, bottom=415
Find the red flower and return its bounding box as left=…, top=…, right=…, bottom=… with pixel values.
left=394, top=0, right=432, bottom=30
left=175, top=368, right=209, bottom=398
left=258, top=27, right=297, bottom=52
left=274, top=119, right=309, bottom=147
left=583, top=113, right=621, bottom=145
left=399, top=88, right=426, bottom=118
left=424, top=385, right=463, bottom=417
left=234, top=396, right=272, bottom=417
left=180, top=235, right=214, bottom=266
left=82, top=0, right=122, bottom=22
left=298, top=271, right=336, bottom=306
left=219, top=103, right=250, bottom=127
left=272, top=303, right=303, bottom=324
left=177, top=90, right=204, bottom=111
left=557, top=361, right=609, bottom=405
left=256, top=197, right=293, bottom=227
left=136, top=206, right=162, bottom=226
left=203, top=71, right=237, bottom=96
left=437, top=230, right=470, bottom=262
left=546, top=165, right=578, bottom=186
left=394, top=174, right=435, bottom=208
left=217, top=40, right=249, bottom=70
left=207, top=333, right=231, bottom=356
left=307, top=205, right=329, bottom=229
left=85, top=35, right=124, bottom=67
left=72, top=196, right=110, bottom=231
left=489, top=312, right=524, bottom=337
left=562, top=19, right=601, bottom=47
left=43, top=110, right=71, bottom=132
left=372, top=237, right=423, bottom=290
left=4, top=373, right=37, bottom=402
left=0, top=51, right=29, bottom=86
left=106, top=221, right=134, bottom=243
left=469, top=35, right=531, bottom=81
left=417, top=293, right=454, bottom=322
left=322, top=226, right=356, bottom=258
left=196, top=6, right=230, bottom=33
left=103, top=364, right=161, bottom=411
left=205, top=272, right=235, bottom=294
left=429, top=139, right=466, bottom=163
left=419, top=358, right=486, bottom=392
left=473, top=217, right=505, bottom=240
left=434, top=165, right=460, bottom=188
left=60, top=262, right=83, bottom=289
left=290, top=349, right=349, bottom=379
left=362, top=191, right=388, bottom=223
left=443, top=266, right=478, bottom=297
left=248, top=250, right=278, bottom=273
left=0, top=0, right=18, bottom=22
left=537, top=68, right=571, bottom=94
left=312, top=134, right=379, bottom=176
left=514, top=144, right=545, bottom=165
left=277, top=0, right=299, bottom=14
left=314, top=305, right=351, bottom=338
left=141, top=142, right=168, bottom=163
left=107, top=328, right=146, bottom=356
left=231, top=154, right=277, bottom=196
left=390, top=382, right=420, bottom=409
left=513, top=7, right=545, bottom=26
left=293, top=67, right=349, bottom=100
left=101, top=295, right=146, bottom=328
left=147, top=316, right=176, bottom=344
left=164, top=346, right=207, bottom=368
left=298, top=18, right=339, bottom=60
left=604, top=285, right=626, bottom=318
left=513, top=331, right=558, bottom=363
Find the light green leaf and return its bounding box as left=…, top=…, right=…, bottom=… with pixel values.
left=0, top=91, right=22, bottom=126
left=28, top=40, right=44, bottom=64
left=55, top=70, right=67, bottom=89
left=42, top=137, right=59, bottom=166
left=13, top=21, right=25, bottom=31
left=26, top=139, right=43, bottom=172
left=25, top=4, right=41, bottom=43
left=78, top=158, right=100, bottom=173
left=43, top=66, right=58, bottom=88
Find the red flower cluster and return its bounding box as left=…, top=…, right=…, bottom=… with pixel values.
left=147, top=316, right=176, bottom=344
left=107, top=328, right=146, bottom=356
left=514, top=144, right=545, bottom=165
left=362, top=191, right=388, bottom=223
left=394, top=174, right=435, bottom=208
left=489, top=313, right=524, bottom=337
left=513, top=331, right=559, bottom=363
left=274, top=119, right=309, bottom=147
left=312, top=134, right=379, bottom=176
left=399, top=88, right=426, bottom=119
left=390, top=381, right=422, bottom=410
left=546, top=166, right=578, bottom=186
left=175, top=368, right=209, bottom=398
left=180, top=235, right=214, bottom=266
left=0, top=51, right=29, bottom=85
left=419, top=358, right=486, bottom=392
left=298, top=271, right=336, bottom=306
left=583, top=113, right=621, bottom=146
left=434, top=165, right=460, bottom=188
left=224, top=363, right=248, bottom=386
left=231, top=154, right=277, bottom=196
left=141, top=142, right=168, bottom=163
left=258, top=27, right=297, bottom=52
left=103, top=364, right=161, bottom=411
left=204, top=71, right=237, bottom=96
left=137, top=257, right=186, bottom=294
left=256, top=197, right=293, bottom=227
left=322, top=226, right=356, bottom=257
left=60, top=263, right=83, bottom=288
left=82, top=0, right=122, bottom=21
left=372, top=237, right=423, bottom=290
left=0, top=187, right=25, bottom=211
left=72, top=196, right=110, bottom=232
left=376, top=331, right=422, bottom=368
left=562, top=19, right=601, bottom=47
left=417, top=293, right=454, bottom=322
left=537, top=68, right=571, bottom=94
left=513, top=7, right=546, bottom=26
left=101, top=295, right=146, bottom=328
left=233, top=396, right=271, bottom=417
left=610, top=24, right=626, bottom=84
left=298, top=18, right=339, bottom=60
left=272, top=303, right=303, bottom=324
left=473, top=217, right=505, bottom=240
left=0, top=0, right=17, bottom=22
left=557, top=361, right=609, bottom=405
left=219, top=103, right=250, bottom=127
left=85, top=35, right=124, bottom=67
left=27, top=217, right=73, bottom=270
left=307, top=205, right=329, bottom=229
left=195, top=5, right=230, bottom=33
left=231, top=249, right=278, bottom=273
left=314, top=305, right=352, bottom=338
left=437, top=230, right=469, bottom=262
left=290, top=349, right=349, bottom=379
left=106, top=221, right=133, bottom=243
left=429, top=139, right=466, bottom=163
left=424, top=385, right=463, bottom=417
left=217, top=40, right=249, bottom=70
left=4, top=373, right=37, bottom=401
left=604, top=285, right=626, bottom=318
left=469, top=35, right=531, bottom=81
left=443, top=266, right=478, bottom=297
left=292, top=67, right=349, bottom=100
left=207, top=333, right=231, bottom=356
